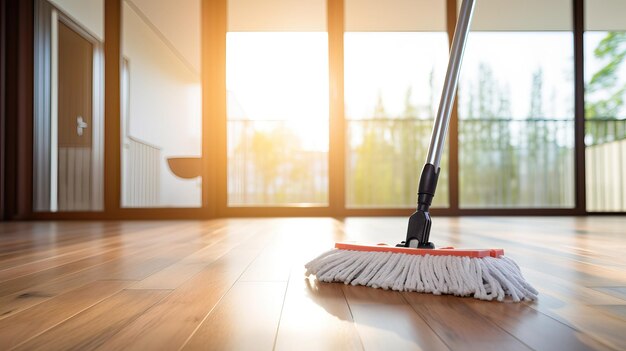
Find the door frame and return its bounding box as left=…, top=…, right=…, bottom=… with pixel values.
left=32, top=0, right=104, bottom=213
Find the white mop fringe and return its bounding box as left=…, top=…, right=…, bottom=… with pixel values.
left=304, top=249, right=538, bottom=302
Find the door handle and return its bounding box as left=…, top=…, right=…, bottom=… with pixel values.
left=77, top=116, right=88, bottom=136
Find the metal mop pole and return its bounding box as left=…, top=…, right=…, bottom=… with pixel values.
left=399, top=0, right=476, bottom=248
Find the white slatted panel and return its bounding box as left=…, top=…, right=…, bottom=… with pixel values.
left=58, top=147, right=91, bottom=211
left=123, top=138, right=160, bottom=207
left=586, top=139, right=626, bottom=212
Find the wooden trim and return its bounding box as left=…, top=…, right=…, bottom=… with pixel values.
left=203, top=0, right=227, bottom=218
left=28, top=206, right=611, bottom=219
left=446, top=0, right=459, bottom=212
left=30, top=207, right=207, bottom=220
left=0, top=0, right=6, bottom=219
left=328, top=0, right=345, bottom=214
left=219, top=206, right=332, bottom=218
left=573, top=0, right=586, bottom=214
left=3, top=0, right=18, bottom=219
left=56, top=10, right=100, bottom=45
left=188, top=207, right=590, bottom=218
left=17, top=0, right=33, bottom=220
left=455, top=208, right=580, bottom=216
left=104, top=0, right=121, bottom=214
left=2, top=0, right=34, bottom=220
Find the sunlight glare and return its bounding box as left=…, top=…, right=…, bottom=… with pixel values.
left=226, top=32, right=329, bottom=151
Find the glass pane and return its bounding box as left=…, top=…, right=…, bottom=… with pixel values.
left=584, top=30, right=626, bottom=212
left=458, top=32, right=575, bottom=208
left=344, top=32, right=449, bottom=208
left=33, top=0, right=104, bottom=212
left=226, top=33, right=329, bottom=206
left=121, top=0, right=202, bottom=207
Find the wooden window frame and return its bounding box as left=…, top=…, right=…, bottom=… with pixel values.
left=7, top=0, right=625, bottom=220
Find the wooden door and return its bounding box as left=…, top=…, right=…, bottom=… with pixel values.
left=57, top=21, right=93, bottom=210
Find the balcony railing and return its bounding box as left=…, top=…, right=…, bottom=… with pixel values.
left=226, top=118, right=625, bottom=210
left=459, top=118, right=575, bottom=208
left=228, top=120, right=328, bottom=206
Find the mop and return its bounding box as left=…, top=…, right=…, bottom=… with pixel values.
left=305, top=0, right=537, bottom=302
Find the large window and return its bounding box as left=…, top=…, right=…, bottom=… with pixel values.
left=226, top=33, right=329, bottom=206
left=227, top=0, right=328, bottom=206
left=29, top=0, right=626, bottom=217
left=584, top=0, right=626, bottom=212
left=344, top=0, right=449, bottom=208
left=345, top=33, right=449, bottom=208
left=457, top=0, right=575, bottom=208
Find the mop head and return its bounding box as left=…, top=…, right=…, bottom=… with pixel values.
left=305, top=243, right=538, bottom=302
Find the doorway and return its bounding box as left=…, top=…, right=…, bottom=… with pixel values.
left=33, top=0, right=104, bottom=212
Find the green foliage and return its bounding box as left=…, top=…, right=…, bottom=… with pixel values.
left=352, top=121, right=396, bottom=206
left=349, top=89, right=448, bottom=208
left=529, top=67, right=544, bottom=118
left=240, top=124, right=323, bottom=204
left=464, top=63, right=512, bottom=119
left=586, top=32, right=626, bottom=120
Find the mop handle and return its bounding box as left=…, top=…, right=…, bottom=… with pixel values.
left=426, top=0, right=476, bottom=168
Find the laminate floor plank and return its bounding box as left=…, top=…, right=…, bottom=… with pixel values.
left=128, top=220, right=257, bottom=290
left=525, top=292, right=626, bottom=350
left=402, top=293, right=532, bottom=351
left=0, top=221, right=233, bottom=270
left=0, top=280, right=132, bottom=349
left=0, top=221, right=197, bottom=274
left=182, top=281, right=287, bottom=351
left=0, top=223, right=225, bottom=319
left=0, top=222, right=203, bottom=296
left=0, top=222, right=158, bottom=259
left=343, top=286, right=449, bottom=351
left=12, top=289, right=170, bottom=351
left=594, top=305, right=626, bottom=321
left=463, top=297, right=613, bottom=351
left=238, top=236, right=293, bottom=282
left=274, top=274, right=363, bottom=351
left=93, top=223, right=274, bottom=350
left=592, top=287, right=626, bottom=301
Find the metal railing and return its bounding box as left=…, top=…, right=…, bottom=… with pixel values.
left=346, top=118, right=449, bottom=208
left=226, top=118, right=625, bottom=210
left=228, top=120, right=328, bottom=206
left=458, top=118, right=575, bottom=208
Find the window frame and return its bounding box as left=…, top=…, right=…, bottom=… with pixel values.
left=15, top=0, right=626, bottom=219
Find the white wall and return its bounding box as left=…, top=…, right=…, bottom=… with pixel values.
left=49, top=0, right=104, bottom=40
left=122, top=1, right=202, bottom=207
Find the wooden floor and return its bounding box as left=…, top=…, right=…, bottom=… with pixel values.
left=0, top=217, right=625, bottom=350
